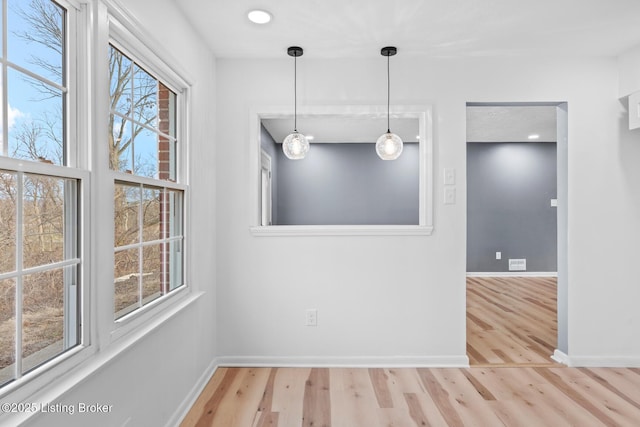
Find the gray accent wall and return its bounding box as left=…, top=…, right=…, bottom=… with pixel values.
left=273, top=142, right=419, bottom=225
left=467, top=142, right=557, bottom=272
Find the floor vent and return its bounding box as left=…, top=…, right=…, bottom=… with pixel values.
left=508, top=259, right=526, bottom=271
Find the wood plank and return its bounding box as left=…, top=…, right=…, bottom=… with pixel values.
left=302, top=368, right=331, bottom=427
left=271, top=368, right=310, bottom=427
left=182, top=367, right=640, bottom=426
left=181, top=367, right=238, bottom=427
left=254, top=368, right=278, bottom=426
left=467, top=276, right=558, bottom=366
left=330, top=368, right=381, bottom=427
left=533, top=367, right=620, bottom=426
left=404, top=392, right=432, bottom=427
left=417, top=369, right=465, bottom=427
left=368, top=368, right=394, bottom=408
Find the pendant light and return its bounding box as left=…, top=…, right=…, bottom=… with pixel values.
left=376, top=46, right=403, bottom=160
left=282, top=46, right=310, bottom=160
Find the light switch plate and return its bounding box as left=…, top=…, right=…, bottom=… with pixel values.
left=630, top=91, right=640, bottom=130
left=444, top=187, right=456, bottom=204
left=444, top=168, right=456, bottom=185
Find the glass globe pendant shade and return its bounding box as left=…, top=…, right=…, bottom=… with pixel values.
left=376, top=132, right=403, bottom=160
left=283, top=132, right=310, bottom=159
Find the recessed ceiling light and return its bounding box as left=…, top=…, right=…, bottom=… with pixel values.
left=528, top=134, right=540, bottom=140
left=248, top=9, right=272, bottom=24
left=306, top=135, right=314, bottom=141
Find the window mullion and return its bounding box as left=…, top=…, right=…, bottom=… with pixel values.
left=14, top=172, right=24, bottom=379
left=63, top=180, right=78, bottom=348
left=137, top=183, right=143, bottom=310
left=129, top=61, right=135, bottom=173
left=2, top=0, right=8, bottom=157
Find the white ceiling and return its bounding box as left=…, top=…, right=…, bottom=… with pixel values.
left=466, top=105, right=557, bottom=143
left=262, top=117, right=419, bottom=144
left=174, top=0, right=640, bottom=59
left=173, top=1, right=625, bottom=143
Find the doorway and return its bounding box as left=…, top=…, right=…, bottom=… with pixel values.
left=465, top=103, right=568, bottom=366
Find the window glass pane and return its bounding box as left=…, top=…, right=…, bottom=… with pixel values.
left=142, top=186, right=161, bottom=242
left=114, top=248, right=139, bottom=319
left=22, top=174, right=68, bottom=269
left=0, top=172, right=17, bottom=274
left=7, top=0, right=64, bottom=86
left=167, top=189, right=183, bottom=238
left=22, top=268, right=64, bottom=373
left=133, top=124, right=158, bottom=178
left=109, top=45, right=132, bottom=118
left=114, top=182, right=140, bottom=248
left=109, top=115, right=133, bottom=173
left=142, top=244, right=162, bottom=305
left=167, top=239, right=183, bottom=291
left=0, top=279, right=15, bottom=385
left=134, top=64, right=157, bottom=128
left=8, top=68, right=63, bottom=165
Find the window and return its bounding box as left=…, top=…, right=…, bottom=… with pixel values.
left=0, top=0, right=83, bottom=387
left=108, top=43, right=185, bottom=320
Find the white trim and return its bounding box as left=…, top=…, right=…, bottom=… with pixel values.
left=565, top=355, right=640, bottom=368
left=466, top=272, right=558, bottom=277
left=112, top=171, right=187, bottom=190
left=251, top=225, right=434, bottom=237
left=216, top=355, right=469, bottom=368
left=104, top=0, right=193, bottom=88
left=249, top=105, right=434, bottom=234
left=551, top=349, right=570, bottom=366
left=167, top=359, right=219, bottom=427
left=0, top=157, right=90, bottom=181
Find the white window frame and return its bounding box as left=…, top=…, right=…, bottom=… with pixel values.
left=0, top=0, right=196, bottom=418
left=0, top=0, right=92, bottom=400
left=260, top=149, right=272, bottom=226
left=103, top=9, right=190, bottom=340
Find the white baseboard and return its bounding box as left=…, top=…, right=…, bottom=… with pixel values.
left=166, top=358, right=219, bottom=427
left=551, top=349, right=570, bottom=366
left=566, top=356, right=640, bottom=368
left=216, top=355, right=470, bottom=368
left=467, top=272, right=558, bottom=278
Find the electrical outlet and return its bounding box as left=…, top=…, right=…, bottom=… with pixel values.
left=496, top=251, right=502, bottom=260
left=305, top=309, right=317, bottom=326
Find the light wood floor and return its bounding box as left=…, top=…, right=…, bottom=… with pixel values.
left=182, top=278, right=640, bottom=426
left=181, top=366, right=640, bottom=426
left=467, top=276, right=557, bottom=366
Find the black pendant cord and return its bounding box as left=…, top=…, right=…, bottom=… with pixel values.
left=294, top=54, right=298, bottom=132
left=386, top=53, right=390, bottom=133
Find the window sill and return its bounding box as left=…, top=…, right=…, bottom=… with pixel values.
left=250, top=225, right=434, bottom=237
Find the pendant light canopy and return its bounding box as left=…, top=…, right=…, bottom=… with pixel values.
left=376, top=46, right=403, bottom=160
left=283, top=46, right=310, bottom=160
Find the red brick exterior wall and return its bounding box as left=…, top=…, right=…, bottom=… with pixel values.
left=158, top=83, right=171, bottom=293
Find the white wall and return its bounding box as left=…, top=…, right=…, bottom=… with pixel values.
left=618, top=44, right=640, bottom=97
left=19, top=0, right=218, bottom=425
left=216, top=54, right=640, bottom=366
